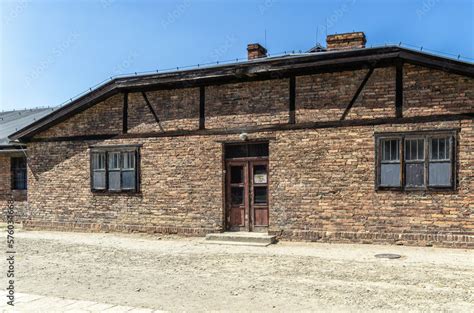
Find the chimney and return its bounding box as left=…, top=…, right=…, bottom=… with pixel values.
left=326, top=32, right=366, bottom=51
left=247, top=43, right=267, bottom=60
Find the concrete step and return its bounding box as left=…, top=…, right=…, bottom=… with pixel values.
left=205, top=232, right=277, bottom=246
left=202, top=240, right=272, bottom=247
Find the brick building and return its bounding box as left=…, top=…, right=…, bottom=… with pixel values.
left=9, top=32, right=474, bottom=247
left=0, top=108, right=53, bottom=219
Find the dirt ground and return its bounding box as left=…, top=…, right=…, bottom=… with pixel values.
left=12, top=230, right=474, bottom=312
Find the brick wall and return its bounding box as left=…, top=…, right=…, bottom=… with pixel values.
left=270, top=119, right=473, bottom=246
left=297, top=67, right=395, bottom=122
left=295, top=69, right=378, bottom=122
left=0, top=155, right=11, bottom=194
left=26, top=63, right=474, bottom=247
left=403, top=64, right=474, bottom=117
left=0, top=155, right=11, bottom=216
left=348, top=67, right=396, bottom=119
left=26, top=137, right=224, bottom=232
left=25, top=119, right=473, bottom=246
left=25, top=132, right=271, bottom=234
left=33, top=64, right=473, bottom=140
left=128, top=88, right=200, bottom=133
left=206, top=79, right=289, bottom=128
left=36, top=94, right=123, bottom=138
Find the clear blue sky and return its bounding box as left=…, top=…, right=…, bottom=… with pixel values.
left=1, top=0, right=473, bottom=111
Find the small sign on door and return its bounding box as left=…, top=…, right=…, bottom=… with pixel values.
left=254, top=174, right=267, bottom=184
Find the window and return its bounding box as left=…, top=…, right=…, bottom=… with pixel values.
left=380, top=139, right=400, bottom=187
left=92, top=152, right=106, bottom=190
left=405, top=138, right=424, bottom=187
left=90, top=147, right=139, bottom=192
left=376, top=131, right=456, bottom=190
left=429, top=137, right=452, bottom=187
left=11, top=157, right=27, bottom=190
left=121, top=151, right=136, bottom=190
left=225, top=143, right=269, bottom=159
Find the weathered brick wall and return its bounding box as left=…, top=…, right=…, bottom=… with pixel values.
left=0, top=155, right=11, bottom=215
left=296, top=69, right=365, bottom=122
left=36, top=94, right=123, bottom=138
left=33, top=64, right=473, bottom=140
left=25, top=137, right=223, bottom=234
left=269, top=119, right=473, bottom=246
left=296, top=67, right=396, bottom=122
left=0, top=155, right=10, bottom=194
left=0, top=196, right=27, bottom=222
left=206, top=79, right=289, bottom=128
left=296, top=64, right=474, bottom=123
left=36, top=78, right=290, bottom=137
left=24, top=131, right=270, bottom=234
left=25, top=119, right=473, bottom=246
left=404, top=64, right=474, bottom=117
left=24, top=63, right=474, bottom=246
left=348, top=67, right=396, bottom=119
left=128, top=88, right=200, bottom=133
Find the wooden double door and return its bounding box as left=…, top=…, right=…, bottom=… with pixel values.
left=226, top=159, right=269, bottom=232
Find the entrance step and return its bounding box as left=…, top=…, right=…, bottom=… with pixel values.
left=205, top=232, right=277, bottom=246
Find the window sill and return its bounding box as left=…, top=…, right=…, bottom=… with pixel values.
left=91, top=189, right=141, bottom=196
left=376, top=186, right=456, bottom=192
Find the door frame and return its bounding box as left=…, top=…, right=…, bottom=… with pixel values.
left=224, top=156, right=269, bottom=232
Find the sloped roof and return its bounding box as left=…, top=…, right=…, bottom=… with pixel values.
left=0, top=108, right=55, bottom=147
left=9, top=46, right=474, bottom=142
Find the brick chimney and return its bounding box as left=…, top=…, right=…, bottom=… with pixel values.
left=326, top=32, right=366, bottom=51
left=247, top=43, right=267, bottom=60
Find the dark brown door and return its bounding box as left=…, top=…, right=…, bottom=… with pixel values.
left=226, top=161, right=249, bottom=231
left=225, top=159, right=269, bottom=232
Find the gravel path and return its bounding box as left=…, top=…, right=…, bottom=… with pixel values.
left=11, top=231, right=474, bottom=312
